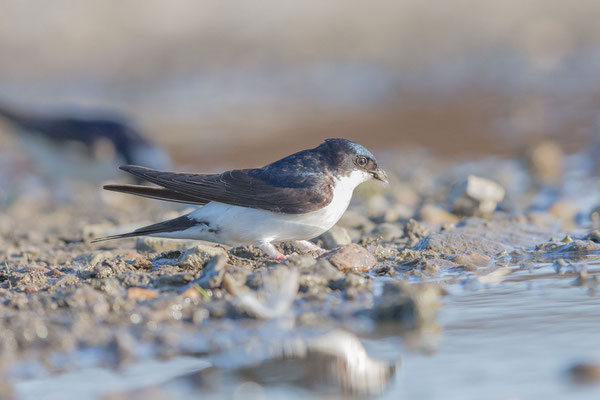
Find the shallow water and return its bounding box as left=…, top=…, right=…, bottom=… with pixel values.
left=394, top=257, right=600, bottom=400
left=12, top=254, right=600, bottom=400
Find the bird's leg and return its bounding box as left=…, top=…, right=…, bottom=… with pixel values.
left=258, top=241, right=286, bottom=261
left=292, top=240, right=327, bottom=255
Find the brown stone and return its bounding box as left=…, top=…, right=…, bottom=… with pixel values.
left=326, top=244, right=377, bottom=272
left=179, top=286, right=202, bottom=300
left=47, top=268, right=63, bottom=277
left=568, top=363, right=600, bottom=384
left=127, top=287, right=158, bottom=300
left=131, top=258, right=153, bottom=270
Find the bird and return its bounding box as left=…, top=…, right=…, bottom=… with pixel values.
left=0, top=102, right=171, bottom=182
left=93, top=138, right=388, bottom=260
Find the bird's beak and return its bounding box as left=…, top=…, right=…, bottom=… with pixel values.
left=372, top=168, right=389, bottom=184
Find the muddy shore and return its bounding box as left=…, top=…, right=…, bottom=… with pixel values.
left=2, top=142, right=600, bottom=399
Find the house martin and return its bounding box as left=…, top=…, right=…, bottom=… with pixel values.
left=0, top=102, right=171, bottom=181
left=93, top=138, right=388, bottom=260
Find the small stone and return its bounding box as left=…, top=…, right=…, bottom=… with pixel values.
left=370, top=223, right=403, bottom=241
left=75, top=251, right=113, bottom=266
left=525, top=140, right=564, bottom=185
left=135, top=237, right=196, bottom=254
left=319, top=226, right=352, bottom=249
left=222, top=273, right=246, bottom=296
left=21, top=265, right=49, bottom=274
left=23, top=286, right=37, bottom=294
left=191, top=254, right=228, bottom=289
left=568, top=362, right=600, bottom=384
left=55, top=274, right=80, bottom=287
left=326, top=244, right=377, bottom=272
left=127, top=287, right=158, bottom=300
left=93, top=263, right=113, bottom=279
left=298, top=258, right=343, bottom=289
left=381, top=203, right=415, bottom=222
left=177, top=286, right=204, bottom=301
left=585, top=231, right=600, bottom=243
left=404, top=219, right=429, bottom=246
left=372, top=281, right=441, bottom=327
left=47, top=268, right=63, bottom=277
left=448, top=175, right=505, bottom=215
left=177, top=245, right=228, bottom=269
left=131, top=258, right=152, bottom=269
left=337, top=210, right=376, bottom=232
left=548, top=201, right=578, bottom=228
left=365, top=195, right=389, bottom=219
left=450, top=252, right=492, bottom=268
left=419, top=204, right=459, bottom=224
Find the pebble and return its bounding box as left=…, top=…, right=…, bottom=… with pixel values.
left=548, top=201, right=578, bottom=228
left=127, top=287, right=158, bottom=300
left=177, top=245, right=228, bottom=270
left=365, top=195, right=389, bottom=220
left=525, top=140, right=564, bottom=185
left=404, top=219, right=430, bottom=246
left=568, top=362, right=600, bottom=384
left=190, top=254, right=228, bottom=289
left=419, top=204, right=459, bottom=224
left=370, top=223, right=403, bottom=241
left=326, top=244, right=377, bottom=272
left=448, top=175, right=505, bottom=215
left=319, top=226, right=352, bottom=249
left=372, top=281, right=441, bottom=327
left=135, top=237, right=196, bottom=254
left=337, top=210, right=376, bottom=232
left=450, top=252, right=492, bottom=269
left=47, top=268, right=63, bottom=277
left=179, top=286, right=203, bottom=300
left=298, top=258, right=344, bottom=289
left=381, top=203, right=415, bottom=222
left=55, top=274, right=80, bottom=287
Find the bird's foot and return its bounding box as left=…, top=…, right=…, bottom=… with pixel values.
left=258, top=241, right=297, bottom=261
left=292, top=240, right=327, bottom=255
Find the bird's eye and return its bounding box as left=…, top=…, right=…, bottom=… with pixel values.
left=356, top=156, right=368, bottom=167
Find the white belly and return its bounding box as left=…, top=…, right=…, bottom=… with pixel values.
left=160, top=170, right=370, bottom=246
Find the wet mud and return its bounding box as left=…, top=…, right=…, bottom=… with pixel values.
left=2, top=141, right=600, bottom=399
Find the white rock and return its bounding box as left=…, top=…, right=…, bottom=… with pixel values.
left=449, top=175, right=505, bottom=215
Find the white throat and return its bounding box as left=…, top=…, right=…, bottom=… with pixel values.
left=305, top=169, right=367, bottom=225
left=331, top=169, right=372, bottom=204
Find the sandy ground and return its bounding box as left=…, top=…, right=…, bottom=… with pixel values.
left=2, top=138, right=600, bottom=398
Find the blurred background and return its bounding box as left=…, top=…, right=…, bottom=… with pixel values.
left=1, top=0, right=599, bottom=171
left=3, top=2, right=600, bottom=399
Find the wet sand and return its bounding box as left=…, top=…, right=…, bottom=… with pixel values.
left=2, top=139, right=600, bottom=399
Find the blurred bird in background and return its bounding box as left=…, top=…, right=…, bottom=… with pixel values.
left=0, top=101, right=171, bottom=182
left=0, top=101, right=171, bottom=205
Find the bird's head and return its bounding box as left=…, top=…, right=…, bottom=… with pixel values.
left=321, top=138, right=388, bottom=184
